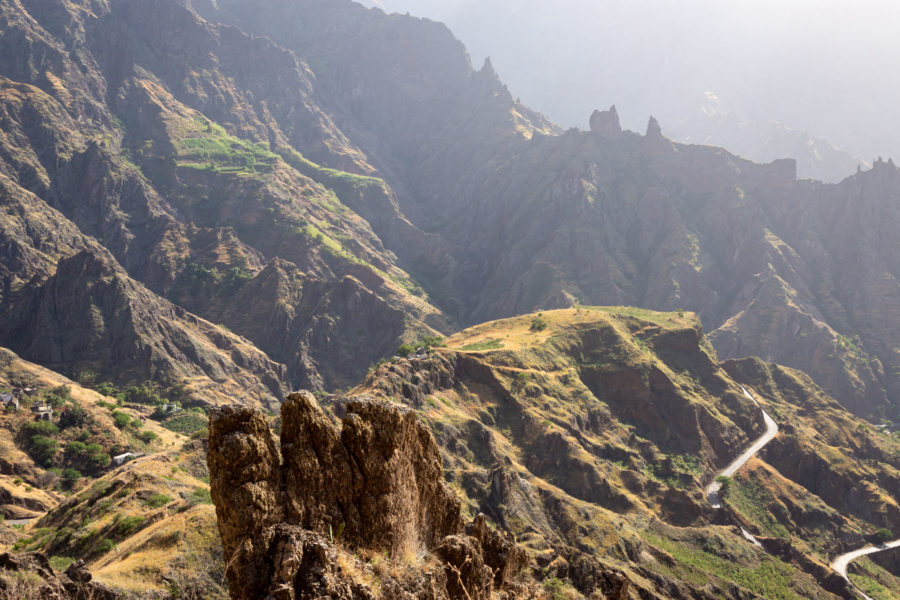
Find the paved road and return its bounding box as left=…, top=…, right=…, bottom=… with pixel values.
left=705, top=385, right=779, bottom=509
left=831, top=539, right=900, bottom=600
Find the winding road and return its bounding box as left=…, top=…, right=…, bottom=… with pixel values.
left=704, top=384, right=899, bottom=599
left=705, top=385, right=779, bottom=509
left=831, top=539, right=900, bottom=600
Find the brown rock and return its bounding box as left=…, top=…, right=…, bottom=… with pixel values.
left=435, top=534, right=494, bottom=600
left=207, top=404, right=283, bottom=600
left=208, top=392, right=529, bottom=600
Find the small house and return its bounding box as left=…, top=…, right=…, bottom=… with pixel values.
left=31, top=404, right=53, bottom=421
left=112, top=452, right=144, bottom=466
left=160, top=403, right=181, bottom=414
left=0, top=393, right=18, bottom=411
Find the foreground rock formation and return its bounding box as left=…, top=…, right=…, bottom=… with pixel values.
left=0, top=552, right=121, bottom=600
left=207, top=392, right=540, bottom=600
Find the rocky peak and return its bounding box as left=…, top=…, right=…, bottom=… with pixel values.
left=589, top=104, right=621, bottom=136
left=645, top=115, right=663, bottom=138
left=207, top=391, right=528, bottom=599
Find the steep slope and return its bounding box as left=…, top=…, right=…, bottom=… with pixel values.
left=187, top=0, right=900, bottom=420
left=352, top=308, right=900, bottom=599
left=0, top=0, right=446, bottom=398
left=0, top=348, right=226, bottom=597
left=3, top=0, right=900, bottom=418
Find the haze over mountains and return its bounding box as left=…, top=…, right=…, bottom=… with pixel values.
left=362, top=0, right=900, bottom=182
left=0, top=0, right=898, bottom=597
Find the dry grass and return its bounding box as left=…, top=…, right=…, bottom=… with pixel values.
left=0, top=570, right=45, bottom=599
left=445, top=307, right=694, bottom=353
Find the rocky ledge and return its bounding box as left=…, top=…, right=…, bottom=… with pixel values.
left=207, top=392, right=537, bottom=600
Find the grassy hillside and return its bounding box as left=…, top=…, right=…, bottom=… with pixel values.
left=353, top=307, right=900, bottom=598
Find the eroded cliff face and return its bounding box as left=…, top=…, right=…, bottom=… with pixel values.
left=207, top=392, right=539, bottom=600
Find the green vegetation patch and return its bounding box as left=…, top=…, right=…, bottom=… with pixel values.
left=175, top=119, right=278, bottom=176
left=727, top=474, right=791, bottom=539
left=643, top=532, right=815, bottom=599
left=848, top=557, right=900, bottom=600
left=460, top=339, right=505, bottom=352
left=162, top=412, right=208, bottom=435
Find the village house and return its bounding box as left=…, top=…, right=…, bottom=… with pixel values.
left=112, top=452, right=144, bottom=466
left=30, top=403, right=53, bottom=421
left=0, top=392, right=18, bottom=411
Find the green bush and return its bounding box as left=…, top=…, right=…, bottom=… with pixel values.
left=137, top=430, right=157, bottom=444
left=49, top=556, right=75, bottom=572
left=530, top=316, right=548, bottom=331
left=395, top=343, right=415, bottom=357
left=875, top=528, right=894, bottom=544
left=64, top=441, right=88, bottom=457
left=23, top=421, right=59, bottom=437
left=116, top=515, right=145, bottom=535
left=58, top=402, right=89, bottom=430
left=29, top=436, right=59, bottom=467
left=122, top=383, right=164, bottom=406
left=143, top=493, right=171, bottom=509
left=61, top=468, right=82, bottom=481
left=93, top=538, right=116, bottom=555
left=111, top=411, right=131, bottom=429
left=96, top=382, right=118, bottom=397
left=43, top=385, right=71, bottom=408
left=162, top=413, right=208, bottom=435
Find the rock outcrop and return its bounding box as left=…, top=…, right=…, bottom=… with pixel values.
left=0, top=553, right=121, bottom=600
left=208, top=392, right=529, bottom=600
left=589, top=105, right=622, bottom=136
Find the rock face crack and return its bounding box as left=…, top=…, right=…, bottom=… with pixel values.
left=208, top=391, right=528, bottom=600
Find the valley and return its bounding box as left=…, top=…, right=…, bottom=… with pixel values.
left=0, top=0, right=896, bottom=598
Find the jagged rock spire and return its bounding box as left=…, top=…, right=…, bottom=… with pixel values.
left=589, top=105, right=622, bottom=136
left=646, top=115, right=663, bottom=138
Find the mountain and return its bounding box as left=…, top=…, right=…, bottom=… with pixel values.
left=350, top=308, right=900, bottom=598
left=665, top=98, right=868, bottom=183
left=0, top=1, right=898, bottom=595
left=359, top=0, right=900, bottom=180
left=186, top=0, right=900, bottom=422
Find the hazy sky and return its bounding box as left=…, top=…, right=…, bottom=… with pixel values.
left=359, top=0, right=900, bottom=162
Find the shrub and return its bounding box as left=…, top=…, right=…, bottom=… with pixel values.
left=143, top=493, right=171, bottom=509
left=395, top=343, right=415, bottom=357
left=111, top=411, right=131, bottom=429
left=137, top=430, right=157, bottom=444
left=715, top=475, right=733, bottom=497
left=43, top=385, right=71, bottom=408
left=93, top=538, right=116, bottom=554
left=23, top=421, right=59, bottom=437
left=49, top=556, right=75, bottom=572
left=530, top=316, right=548, bottom=331
left=875, top=528, right=894, bottom=544
left=116, top=515, right=145, bottom=535
left=61, top=468, right=82, bottom=481
left=30, top=436, right=59, bottom=467
left=64, top=441, right=88, bottom=457
left=96, top=382, right=118, bottom=397
left=162, top=413, right=208, bottom=435
left=58, top=402, right=89, bottom=430
left=188, top=487, right=212, bottom=506
left=123, top=383, right=164, bottom=406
